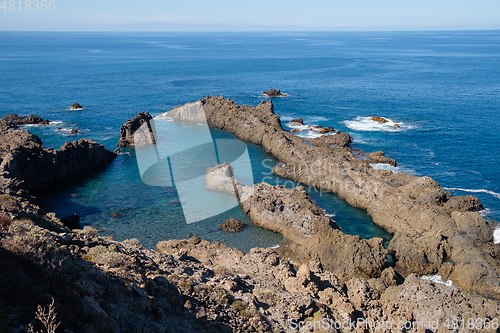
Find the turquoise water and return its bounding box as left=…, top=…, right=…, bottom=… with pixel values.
left=1, top=31, right=499, bottom=250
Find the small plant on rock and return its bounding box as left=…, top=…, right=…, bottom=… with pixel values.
left=27, top=298, right=60, bottom=333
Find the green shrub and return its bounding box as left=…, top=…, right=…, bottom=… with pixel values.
left=212, top=286, right=232, bottom=304
left=258, top=290, right=281, bottom=307
left=84, top=245, right=128, bottom=268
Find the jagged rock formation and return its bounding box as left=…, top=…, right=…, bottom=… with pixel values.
left=263, top=89, right=287, bottom=97
left=117, top=111, right=156, bottom=147
left=220, top=218, right=245, bottom=232
left=204, top=163, right=387, bottom=280
left=166, top=96, right=500, bottom=299
left=0, top=116, right=117, bottom=221
left=1, top=114, right=50, bottom=125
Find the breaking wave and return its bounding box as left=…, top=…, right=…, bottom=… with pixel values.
left=343, top=116, right=414, bottom=132
left=443, top=188, right=500, bottom=200
left=420, top=275, right=454, bottom=288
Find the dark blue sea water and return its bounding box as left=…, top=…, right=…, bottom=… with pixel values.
left=1, top=31, right=499, bottom=250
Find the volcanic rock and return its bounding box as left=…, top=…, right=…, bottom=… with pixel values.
left=368, top=151, right=397, bottom=167
left=220, top=218, right=245, bottom=232
left=444, top=195, right=483, bottom=213
left=370, top=116, right=389, bottom=123
left=70, top=103, right=84, bottom=110
left=1, top=114, right=50, bottom=125
left=167, top=96, right=500, bottom=299
left=290, top=118, right=303, bottom=125
left=117, top=111, right=156, bottom=147
left=263, top=89, right=287, bottom=97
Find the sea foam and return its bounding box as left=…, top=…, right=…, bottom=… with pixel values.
left=420, top=275, right=454, bottom=288
left=370, top=163, right=415, bottom=174
left=494, top=224, right=500, bottom=244
left=443, top=188, right=500, bottom=200
left=343, top=116, right=414, bottom=132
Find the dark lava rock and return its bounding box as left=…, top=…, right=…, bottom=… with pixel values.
left=1, top=114, right=50, bottom=125
left=220, top=218, right=245, bottom=232
left=290, top=118, right=303, bottom=125
left=60, top=213, right=80, bottom=229
left=263, top=89, right=287, bottom=97
left=71, top=128, right=78, bottom=134
left=117, top=111, right=156, bottom=147
left=111, top=212, right=121, bottom=218
left=70, top=103, right=84, bottom=110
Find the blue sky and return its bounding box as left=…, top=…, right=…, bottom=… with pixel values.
left=1, top=0, right=499, bottom=31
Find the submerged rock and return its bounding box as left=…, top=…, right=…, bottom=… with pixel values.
left=220, top=218, right=245, bottom=232
left=117, top=111, right=156, bottom=147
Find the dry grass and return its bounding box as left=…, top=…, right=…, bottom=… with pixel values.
left=83, top=245, right=129, bottom=268
left=27, top=298, right=60, bottom=333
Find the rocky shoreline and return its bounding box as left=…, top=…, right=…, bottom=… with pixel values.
left=166, top=96, right=500, bottom=299
left=1, top=101, right=500, bottom=332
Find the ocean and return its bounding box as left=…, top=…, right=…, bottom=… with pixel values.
left=1, top=31, right=499, bottom=250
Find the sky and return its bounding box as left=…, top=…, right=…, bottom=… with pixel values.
left=1, top=0, right=499, bottom=31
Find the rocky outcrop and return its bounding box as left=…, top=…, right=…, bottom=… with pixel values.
left=290, top=117, right=303, bottom=125
left=117, top=111, right=156, bottom=147
left=1, top=114, right=50, bottom=125
left=0, top=117, right=117, bottom=222
left=158, top=236, right=500, bottom=332
left=368, top=150, right=397, bottom=166
left=370, top=116, right=389, bottom=123
left=263, top=89, right=287, bottom=97
left=307, top=132, right=352, bottom=148
left=444, top=194, right=483, bottom=213
left=220, top=218, right=245, bottom=232
left=70, top=103, right=84, bottom=110
left=205, top=163, right=387, bottom=280
left=167, top=96, right=500, bottom=299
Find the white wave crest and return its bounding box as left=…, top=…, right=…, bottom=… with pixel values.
left=370, top=163, right=415, bottom=174
left=443, top=187, right=500, bottom=200
left=343, top=116, right=414, bottom=132
left=325, top=213, right=336, bottom=218
left=270, top=244, right=281, bottom=249
left=494, top=224, right=500, bottom=244
left=479, top=208, right=493, bottom=217
left=420, top=275, right=453, bottom=288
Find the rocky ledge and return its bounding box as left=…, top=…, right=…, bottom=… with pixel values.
left=0, top=115, right=117, bottom=221
left=166, top=96, right=500, bottom=299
